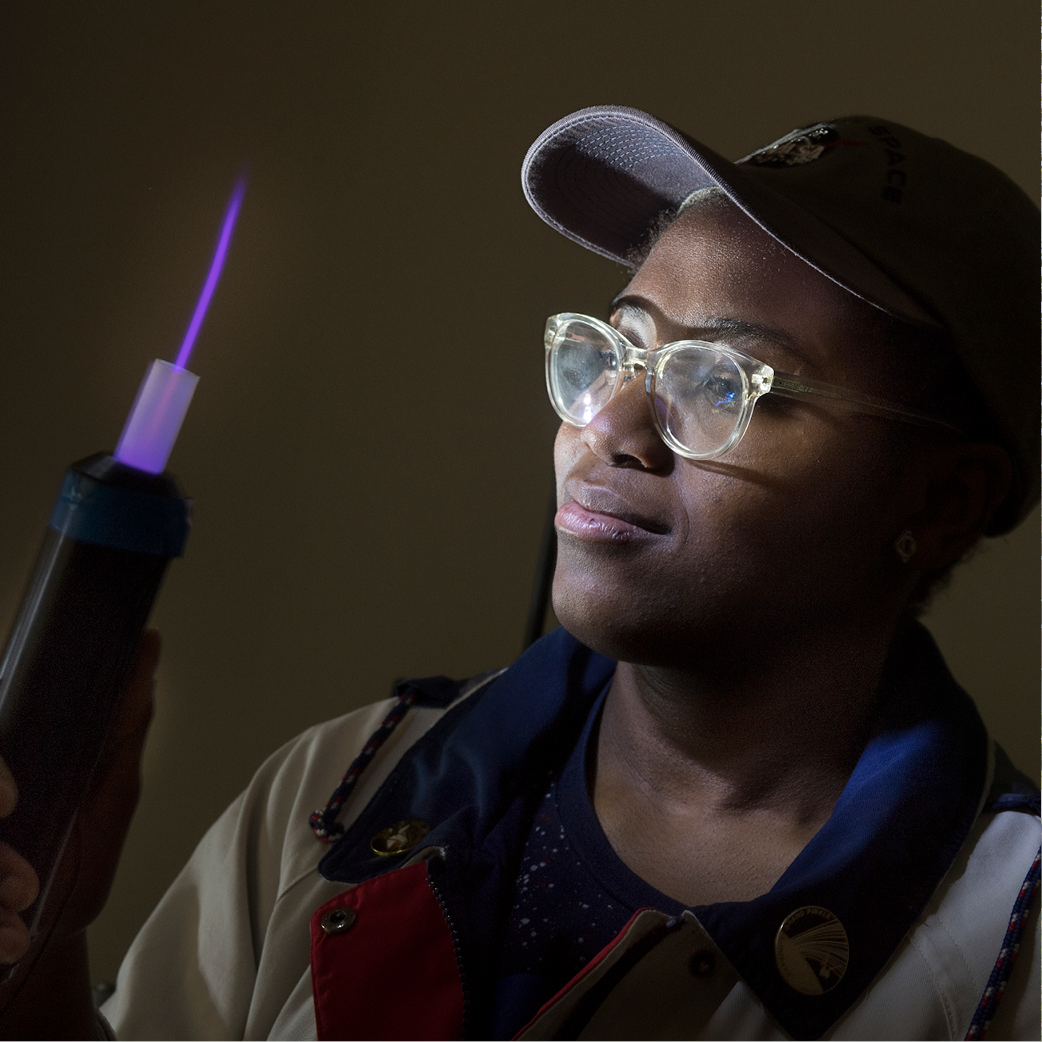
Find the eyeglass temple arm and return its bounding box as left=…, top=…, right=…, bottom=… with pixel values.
left=768, top=373, right=961, bottom=434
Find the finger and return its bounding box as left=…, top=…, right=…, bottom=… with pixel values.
left=0, top=759, right=17, bottom=821
left=0, top=843, right=38, bottom=913
left=122, top=628, right=161, bottom=720
left=133, top=628, right=162, bottom=682
left=105, top=629, right=160, bottom=750
left=0, top=908, right=30, bottom=965
left=62, top=631, right=161, bottom=934
left=0, top=842, right=37, bottom=967
left=85, top=637, right=158, bottom=838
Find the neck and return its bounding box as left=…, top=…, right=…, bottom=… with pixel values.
left=598, top=616, right=901, bottom=823
left=589, top=619, right=907, bottom=905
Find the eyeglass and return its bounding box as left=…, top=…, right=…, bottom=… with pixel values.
left=545, top=313, right=958, bottom=460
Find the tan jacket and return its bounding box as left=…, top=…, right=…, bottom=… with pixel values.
left=102, top=677, right=1040, bottom=1040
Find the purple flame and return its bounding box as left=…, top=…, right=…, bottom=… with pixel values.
left=174, top=177, right=246, bottom=370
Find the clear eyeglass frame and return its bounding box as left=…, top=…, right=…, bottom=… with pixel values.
left=544, top=313, right=959, bottom=461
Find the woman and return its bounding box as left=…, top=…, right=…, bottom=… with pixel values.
left=1, top=107, right=1037, bottom=1040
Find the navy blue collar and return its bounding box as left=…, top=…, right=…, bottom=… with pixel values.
left=694, top=623, right=989, bottom=1037
left=319, top=624, right=992, bottom=1039
left=319, top=627, right=615, bottom=887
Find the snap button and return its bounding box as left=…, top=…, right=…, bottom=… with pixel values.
left=688, top=949, right=716, bottom=977
left=320, top=907, right=356, bottom=935
left=370, top=820, right=431, bottom=856
left=775, top=906, right=849, bottom=995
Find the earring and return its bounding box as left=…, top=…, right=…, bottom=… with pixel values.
left=894, top=529, right=917, bottom=564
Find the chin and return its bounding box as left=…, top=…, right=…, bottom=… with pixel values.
left=551, top=577, right=703, bottom=670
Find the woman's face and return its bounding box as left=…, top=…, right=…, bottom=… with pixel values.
left=551, top=199, right=922, bottom=668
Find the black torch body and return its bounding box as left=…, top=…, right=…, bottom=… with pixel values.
left=0, top=452, right=190, bottom=941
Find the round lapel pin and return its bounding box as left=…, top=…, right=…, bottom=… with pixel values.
left=774, top=906, right=849, bottom=995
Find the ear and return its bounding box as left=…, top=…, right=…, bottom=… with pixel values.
left=906, top=441, right=1013, bottom=571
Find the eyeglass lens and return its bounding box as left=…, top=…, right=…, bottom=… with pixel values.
left=548, top=318, right=750, bottom=458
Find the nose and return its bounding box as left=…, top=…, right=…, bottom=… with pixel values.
left=580, top=372, right=672, bottom=470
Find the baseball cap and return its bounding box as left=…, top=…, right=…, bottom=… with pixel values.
left=522, top=106, right=1039, bottom=534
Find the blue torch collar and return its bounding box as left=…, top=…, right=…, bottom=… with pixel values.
left=49, top=460, right=192, bottom=558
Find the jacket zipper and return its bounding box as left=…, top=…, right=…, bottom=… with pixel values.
left=426, top=864, right=473, bottom=1037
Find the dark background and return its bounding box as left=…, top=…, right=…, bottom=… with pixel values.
left=0, top=1, right=1036, bottom=983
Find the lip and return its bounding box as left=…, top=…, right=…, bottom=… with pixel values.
left=555, top=488, right=668, bottom=543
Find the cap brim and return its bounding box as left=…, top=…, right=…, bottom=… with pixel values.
left=521, top=106, right=939, bottom=328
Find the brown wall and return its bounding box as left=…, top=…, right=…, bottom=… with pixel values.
left=0, top=1, right=1036, bottom=984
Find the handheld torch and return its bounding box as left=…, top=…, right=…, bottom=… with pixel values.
left=0, top=179, right=245, bottom=947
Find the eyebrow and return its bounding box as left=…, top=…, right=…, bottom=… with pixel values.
left=609, top=294, right=811, bottom=366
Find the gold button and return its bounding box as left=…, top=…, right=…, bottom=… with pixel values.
left=774, top=906, right=849, bottom=995
left=370, top=820, right=431, bottom=856
left=320, top=907, right=356, bottom=935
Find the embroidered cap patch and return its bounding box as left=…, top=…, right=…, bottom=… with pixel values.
left=741, top=124, right=840, bottom=168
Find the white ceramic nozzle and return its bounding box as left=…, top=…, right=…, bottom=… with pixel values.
left=114, top=359, right=199, bottom=474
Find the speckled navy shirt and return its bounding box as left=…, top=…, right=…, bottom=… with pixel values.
left=493, top=691, right=687, bottom=1037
